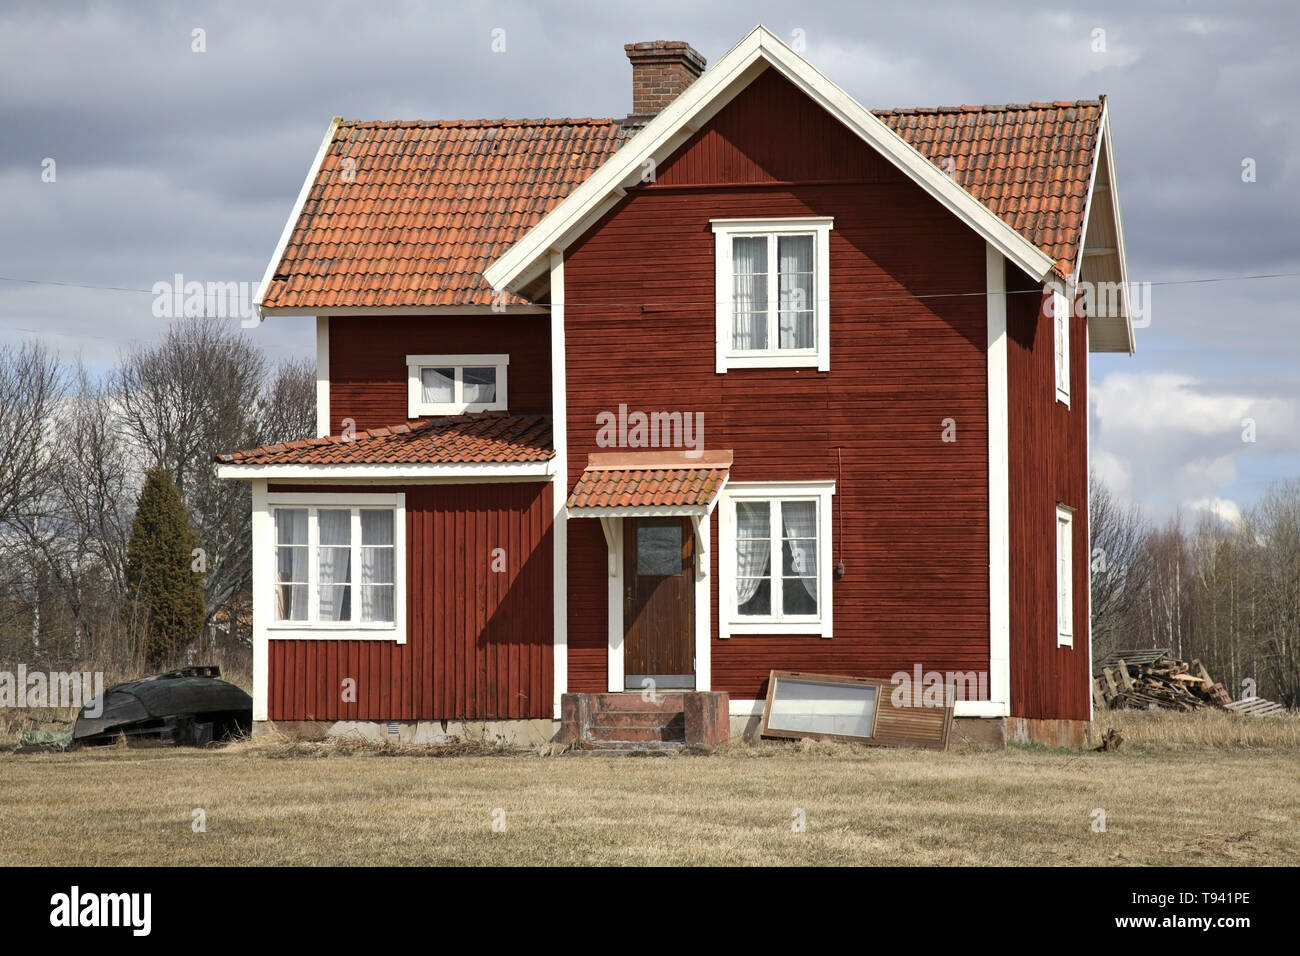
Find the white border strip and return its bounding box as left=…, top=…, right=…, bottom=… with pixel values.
left=986, top=243, right=1011, bottom=718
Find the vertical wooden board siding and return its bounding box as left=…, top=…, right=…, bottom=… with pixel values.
left=266, top=482, right=553, bottom=721
left=566, top=517, right=609, bottom=692
left=1005, top=268, right=1090, bottom=721
left=327, top=314, right=552, bottom=433
left=563, top=72, right=991, bottom=702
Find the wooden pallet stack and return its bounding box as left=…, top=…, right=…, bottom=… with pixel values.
left=1091, top=648, right=1284, bottom=715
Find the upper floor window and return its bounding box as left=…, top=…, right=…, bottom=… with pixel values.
left=712, top=217, right=832, bottom=373
left=1052, top=288, right=1070, bottom=405
left=406, top=354, right=508, bottom=417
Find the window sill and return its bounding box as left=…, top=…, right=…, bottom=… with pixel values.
left=267, top=624, right=404, bottom=643
left=412, top=403, right=506, bottom=417
left=1057, top=634, right=1074, bottom=648
left=721, top=353, right=823, bottom=371
left=722, top=620, right=829, bottom=637
left=1055, top=389, right=1070, bottom=408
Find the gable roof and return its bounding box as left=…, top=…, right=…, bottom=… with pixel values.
left=254, top=25, right=1131, bottom=352
left=485, top=24, right=1058, bottom=293
left=215, top=412, right=553, bottom=468
left=256, top=119, right=632, bottom=312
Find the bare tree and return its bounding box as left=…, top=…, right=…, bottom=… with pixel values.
left=1088, top=469, right=1152, bottom=660
left=116, top=318, right=265, bottom=635
left=260, top=357, right=317, bottom=444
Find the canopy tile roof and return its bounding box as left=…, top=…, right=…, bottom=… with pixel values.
left=567, top=451, right=732, bottom=510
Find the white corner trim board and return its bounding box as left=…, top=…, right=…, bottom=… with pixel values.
left=485, top=25, right=1054, bottom=296
left=549, top=250, right=568, bottom=719
left=985, top=244, right=1011, bottom=717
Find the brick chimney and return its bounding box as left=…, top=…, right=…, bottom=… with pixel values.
left=624, top=41, right=706, bottom=121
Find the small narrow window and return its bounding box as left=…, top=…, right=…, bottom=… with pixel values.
left=407, top=354, right=508, bottom=416
left=1053, top=289, right=1070, bottom=405
left=1056, top=505, right=1073, bottom=647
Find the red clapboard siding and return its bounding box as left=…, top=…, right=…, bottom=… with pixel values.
left=654, top=70, right=902, bottom=186
left=1005, top=267, right=1090, bottom=720
left=327, top=314, right=551, bottom=433
left=562, top=70, right=992, bottom=703
left=266, top=481, right=553, bottom=721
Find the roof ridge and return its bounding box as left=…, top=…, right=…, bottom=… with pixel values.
left=871, top=99, right=1103, bottom=116
left=337, top=117, right=623, bottom=130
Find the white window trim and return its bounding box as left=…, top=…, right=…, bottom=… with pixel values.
left=406, top=353, right=509, bottom=417
left=1056, top=504, right=1074, bottom=648
left=264, top=492, right=406, bottom=643
left=712, top=217, right=832, bottom=373
left=1053, top=289, right=1070, bottom=406
left=718, top=481, right=835, bottom=638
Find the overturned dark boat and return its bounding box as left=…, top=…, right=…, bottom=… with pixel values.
left=72, top=666, right=252, bottom=747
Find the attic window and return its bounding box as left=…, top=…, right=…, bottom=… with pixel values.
left=712, top=217, right=833, bottom=372
left=406, top=354, right=509, bottom=417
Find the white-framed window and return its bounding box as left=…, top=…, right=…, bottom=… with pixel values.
left=1052, top=288, right=1070, bottom=405
left=712, top=217, right=832, bottom=373
left=406, top=354, right=508, bottom=416
left=719, top=481, right=835, bottom=637
left=1056, top=504, right=1073, bottom=647
left=265, top=492, right=406, bottom=642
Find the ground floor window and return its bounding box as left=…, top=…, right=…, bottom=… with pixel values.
left=719, top=481, right=835, bottom=637
left=264, top=492, right=405, bottom=641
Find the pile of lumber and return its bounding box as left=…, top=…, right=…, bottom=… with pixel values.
left=1093, top=649, right=1234, bottom=713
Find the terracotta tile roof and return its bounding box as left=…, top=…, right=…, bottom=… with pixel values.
left=216, top=413, right=553, bottom=466
left=875, top=100, right=1104, bottom=275
left=260, top=118, right=633, bottom=310
left=567, top=452, right=731, bottom=510
left=263, top=100, right=1103, bottom=310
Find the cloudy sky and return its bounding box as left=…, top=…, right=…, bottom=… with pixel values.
left=1, top=0, right=1297, bottom=523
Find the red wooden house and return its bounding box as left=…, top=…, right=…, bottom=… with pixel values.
left=218, top=25, right=1134, bottom=748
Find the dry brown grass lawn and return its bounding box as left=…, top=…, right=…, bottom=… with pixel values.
left=0, top=711, right=1296, bottom=866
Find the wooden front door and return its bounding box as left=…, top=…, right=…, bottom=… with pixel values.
left=623, top=517, right=695, bottom=689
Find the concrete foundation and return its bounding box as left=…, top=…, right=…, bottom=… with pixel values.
left=1006, top=716, right=1091, bottom=750
left=255, top=718, right=559, bottom=748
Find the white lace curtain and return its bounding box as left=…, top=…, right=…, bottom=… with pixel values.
left=735, top=501, right=771, bottom=605
left=317, top=509, right=352, bottom=622
left=732, top=237, right=768, bottom=350
left=781, top=501, right=818, bottom=601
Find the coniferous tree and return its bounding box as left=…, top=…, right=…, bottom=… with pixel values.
left=125, top=465, right=206, bottom=667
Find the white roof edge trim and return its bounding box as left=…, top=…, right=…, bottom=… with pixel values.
left=255, top=116, right=342, bottom=315
left=217, top=460, right=554, bottom=480
left=484, top=24, right=1055, bottom=293
left=1100, top=105, right=1136, bottom=355
left=1074, top=101, right=1136, bottom=356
